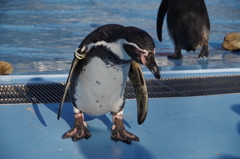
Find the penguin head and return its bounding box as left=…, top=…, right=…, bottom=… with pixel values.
left=123, top=27, right=160, bottom=79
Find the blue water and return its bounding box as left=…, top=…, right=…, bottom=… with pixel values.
left=0, top=0, right=240, bottom=75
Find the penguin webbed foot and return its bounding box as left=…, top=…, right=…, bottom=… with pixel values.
left=198, top=42, right=209, bottom=59
left=111, top=114, right=139, bottom=144
left=62, top=113, right=91, bottom=142
left=167, top=47, right=183, bottom=59
left=198, top=49, right=209, bottom=59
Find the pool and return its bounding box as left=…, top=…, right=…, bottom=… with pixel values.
left=1, top=0, right=240, bottom=159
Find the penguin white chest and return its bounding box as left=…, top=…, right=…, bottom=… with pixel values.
left=74, top=57, right=131, bottom=116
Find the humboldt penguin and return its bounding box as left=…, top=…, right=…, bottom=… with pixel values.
left=58, top=24, right=160, bottom=144
left=157, top=0, right=210, bottom=59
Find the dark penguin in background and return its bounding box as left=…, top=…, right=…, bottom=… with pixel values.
left=58, top=24, right=160, bottom=144
left=157, top=0, right=210, bottom=59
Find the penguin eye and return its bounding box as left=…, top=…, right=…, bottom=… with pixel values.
left=123, top=44, right=148, bottom=57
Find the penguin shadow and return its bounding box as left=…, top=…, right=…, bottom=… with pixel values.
left=26, top=77, right=73, bottom=127
left=25, top=77, right=52, bottom=127
left=26, top=77, right=132, bottom=131
left=210, top=104, right=240, bottom=159
left=212, top=155, right=240, bottom=159
left=231, top=104, right=240, bottom=136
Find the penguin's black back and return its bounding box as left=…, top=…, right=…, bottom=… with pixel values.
left=79, top=24, right=124, bottom=47
left=157, top=0, right=210, bottom=51
left=168, top=0, right=210, bottom=51
left=79, top=24, right=154, bottom=52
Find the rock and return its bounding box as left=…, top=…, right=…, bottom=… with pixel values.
left=0, top=61, right=13, bottom=75
left=222, top=32, right=240, bottom=51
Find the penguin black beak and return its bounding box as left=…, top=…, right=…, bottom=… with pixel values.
left=140, top=53, right=160, bottom=79
left=58, top=57, right=79, bottom=120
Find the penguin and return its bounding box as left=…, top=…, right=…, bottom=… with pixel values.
left=58, top=24, right=160, bottom=144
left=156, top=0, right=210, bottom=59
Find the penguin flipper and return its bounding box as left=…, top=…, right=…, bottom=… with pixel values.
left=157, top=0, right=169, bottom=42
left=58, top=58, right=79, bottom=120
left=128, top=61, right=148, bottom=125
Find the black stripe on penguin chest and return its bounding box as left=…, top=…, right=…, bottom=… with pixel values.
left=94, top=46, right=131, bottom=66
left=86, top=45, right=131, bottom=71
left=84, top=45, right=131, bottom=83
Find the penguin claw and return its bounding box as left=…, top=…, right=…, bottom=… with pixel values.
left=198, top=50, right=209, bottom=59
left=111, top=128, right=139, bottom=144
left=198, top=55, right=208, bottom=59
left=111, top=115, right=139, bottom=144
left=62, top=126, right=91, bottom=141
left=111, top=127, right=139, bottom=144
left=62, top=112, right=91, bottom=141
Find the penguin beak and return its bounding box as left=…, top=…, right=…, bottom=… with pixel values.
left=58, top=57, right=79, bottom=120
left=139, top=53, right=160, bottom=79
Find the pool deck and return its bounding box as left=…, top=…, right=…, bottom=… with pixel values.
left=0, top=95, right=240, bottom=159
left=1, top=0, right=240, bottom=159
